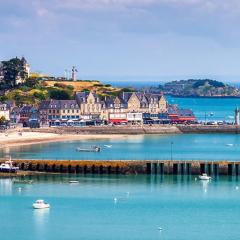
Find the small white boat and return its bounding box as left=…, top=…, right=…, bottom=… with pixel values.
left=69, top=180, right=79, bottom=184
left=104, top=145, right=112, bottom=148
left=33, top=199, right=50, bottom=209
left=199, top=173, right=211, bottom=180
left=0, top=158, right=19, bottom=173
left=226, top=143, right=233, bottom=147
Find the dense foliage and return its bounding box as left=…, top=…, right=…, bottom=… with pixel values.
left=163, top=79, right=239, bottom=97
left=0, top=57, right=28, bottom=88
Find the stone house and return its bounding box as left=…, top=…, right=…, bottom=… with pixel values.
left=39, top=100, right=80, bottom=125
left=75, top=92, right=103, bottom=119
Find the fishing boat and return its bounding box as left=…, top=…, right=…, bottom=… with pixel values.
left=76, top=146, right=101, bottom=152
left=0, top=158, right=19, bottom=173
left=32, top=199, right=50, bottom=209
left=199, top=173, right=211, bottom=180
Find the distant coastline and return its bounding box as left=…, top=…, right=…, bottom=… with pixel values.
left=167, top=94, right=240, bottom=99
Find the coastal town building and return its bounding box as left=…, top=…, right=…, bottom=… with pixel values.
left=10, top=107, right=21, bottom=123
left=167, top=105, right=196, bottom=123
left=75, top=91, right=103, bottom=119
left=0, top=103, right=10, bottom=120
left=39, top=100, right=81, bottom=126
left=104, top=92, right=168, bottom=123
left=19, top=90, right=196, bottom=126
left=19, top=106, right=38, bottom=124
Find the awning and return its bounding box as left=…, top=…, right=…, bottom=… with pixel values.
left=109, top=119, right=128, bottom=123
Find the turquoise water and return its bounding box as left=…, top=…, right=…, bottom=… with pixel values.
left=168, top=96, right=240, bottom=121
left=0, top=174, right=240, bottom=240
left=1, top=134, right=240, bottom=161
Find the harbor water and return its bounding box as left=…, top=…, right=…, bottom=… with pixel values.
left=167, top=96, right=240, bottom=121
left=1, top=134, right=240, bottom=161
left=0, top=174, right=239, bottom=240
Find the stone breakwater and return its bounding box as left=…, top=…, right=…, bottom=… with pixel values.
left=1, top=159, right=239, bottom=176
left=22, top=125, right=240, bottom=135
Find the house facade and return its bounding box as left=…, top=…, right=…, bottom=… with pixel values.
left=104, top=92, right=168, bottom=123
left=0, top=103, right=10, bottom=120
left=39, top=100, right=81, bottom=126
left=76, top=91, right=103, bottom=119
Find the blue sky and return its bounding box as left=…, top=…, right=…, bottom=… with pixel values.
left=1, top=0, right=240, bottom=82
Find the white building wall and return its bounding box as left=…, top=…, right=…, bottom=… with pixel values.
left=127, top=112, right=143, bottom=121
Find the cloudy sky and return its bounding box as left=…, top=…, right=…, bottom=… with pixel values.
left=1, top=0, right=240, bottom=81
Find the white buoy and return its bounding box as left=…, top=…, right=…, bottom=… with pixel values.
left=114, top=197, right=117, bottom=203
left=236, top=186, right=239, bottom=190
left=18, top=187, right=22, bottom=192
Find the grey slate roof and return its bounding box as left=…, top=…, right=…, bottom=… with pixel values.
left=39, top=100, right=79, bottom=110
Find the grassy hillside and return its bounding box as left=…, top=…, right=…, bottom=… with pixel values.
left=43, top=80, right=121, bottom=95
left=1, top=78, right=134, bottom=106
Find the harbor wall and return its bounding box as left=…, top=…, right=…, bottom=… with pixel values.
left=21, top=125, right=240, bottom=135
left=1, top=159, right=240, bottom=176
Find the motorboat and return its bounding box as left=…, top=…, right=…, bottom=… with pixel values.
left=13, top=179, right=33, bottom=184
left=198, top=173, right=211, bottom=180
left=76, top=146, right=101, bottom=152
left=69, top=180, right=79, bottom=184
left=32, top=199, right=50, bottom=209
left=226, top=143, right=233, bottom=147
left=104, top=145, right=112, bottom=148
left=0, top=159, right=19, bottom=173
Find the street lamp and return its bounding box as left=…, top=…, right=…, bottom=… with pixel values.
left=170, top=141, right=173, bottom=161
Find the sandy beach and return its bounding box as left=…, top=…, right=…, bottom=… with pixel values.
left=0, top=131, right=126, bottom=148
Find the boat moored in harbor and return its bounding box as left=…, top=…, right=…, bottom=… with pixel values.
left=199, top=173, right=211, bottom=180
left=0, top=158, right=19, bottom=173
left=76, top=146, right=101, bottom=152
left=32, top=200, right=50, bottom=209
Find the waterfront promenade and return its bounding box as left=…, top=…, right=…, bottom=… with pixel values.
left=22, top=124, right=240, bottom=135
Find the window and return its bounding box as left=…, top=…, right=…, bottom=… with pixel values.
left=68, top=110, right=70, bottom=113
left=72, top=110, right=74, bottom=113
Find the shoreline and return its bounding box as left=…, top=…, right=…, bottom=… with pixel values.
left=0, top=131, right=127, bottom=148
left=1, top=124, right=240, bottom=148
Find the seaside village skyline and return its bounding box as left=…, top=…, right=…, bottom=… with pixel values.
left=0, top=57, right=196, bottom=127
left=3, top=1, right=240, bottom=240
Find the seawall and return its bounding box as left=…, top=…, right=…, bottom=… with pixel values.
left=21, top=125, right=240, bottom=135
left=2, top=159, right=240, bottom=176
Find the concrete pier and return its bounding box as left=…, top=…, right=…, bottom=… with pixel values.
left=1, top=159, right=240, bottom=176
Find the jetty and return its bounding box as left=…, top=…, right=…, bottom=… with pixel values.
left=1, top=159, right=240, bottom=176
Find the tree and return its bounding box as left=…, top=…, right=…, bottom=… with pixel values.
left=0, top=116, right=6, bottom=124
left=2, top=57, right=28, bottom=88
left=49, top=89, right=72, bottom=100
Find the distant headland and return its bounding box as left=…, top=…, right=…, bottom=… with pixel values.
left=158, top=79, right=240, bottom=97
